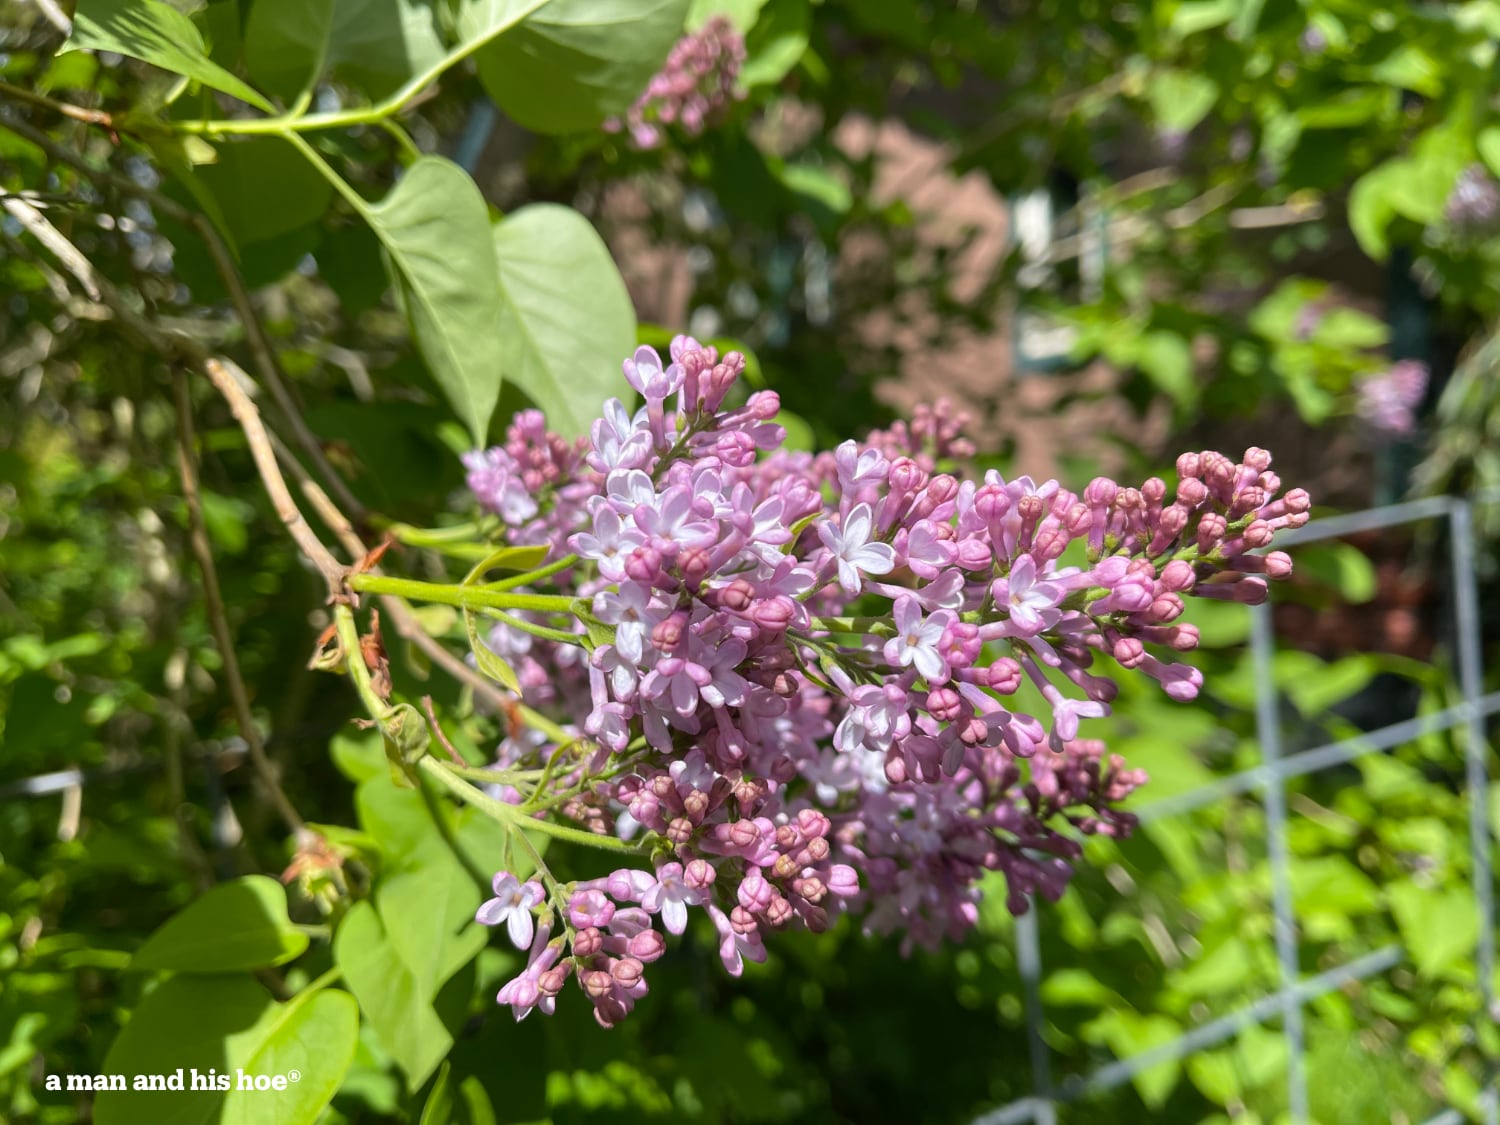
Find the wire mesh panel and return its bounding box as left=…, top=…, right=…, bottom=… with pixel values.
left=973, top=495, right=1500, bottom=1125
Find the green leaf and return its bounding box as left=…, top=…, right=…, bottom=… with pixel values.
left=335, top=901, right=453, bottom=1092
left=467, top=606, right=523, bottom=693
left=363, top=157, right=508, bottom=447
left=1291, top=856, right=1381, bottom=918
left=95, top=977, right=357, bottom=1125
left=245, top=0, right=447, bottom=102
left=356, top=775, right=434, bottom=862
left=777, top=410, right=815, bottom=452
left=1168, top=0, right=1238, bottom=38
left=1479, top=127, right=1500, bottom=180
left=1390, top=882, right=1480, bottom=978
left=131, top=876, right=308, bottom=973
left=1090, top=1010, right=1182, bottom=1109
left=473, top=0, right=690, bottom=134
left=1297, top=87, right=1392, bottom=130
left=775, top=162, right=852, bottom=215
left=376, top=835, right=487, bottom=1001
left=1314, top=308, right=1388, bottom=351
left=331, top=731, right=388, bottom=783
left=177, top=136, right=334, bottom=247
left=65, top=0, right=274, bottom=112
left=242, top=0, right=337, bottom=102
left=222, top=990, right=360, bottom=1125
left=687, top=0, right=767, bottom=32
left=1040, top=968, right=1121, bottom=1007
left=420, top=1062, right=456, bottom=1125
left=1168, top=937, right=1256, bottom=998
left=1348, top=163, right=1399, bottom=261
left=492, top=204, right=638, bottom=438
left=1186, top=1048, right=1241, bottom=1106
left=1136, top=330, right=1196, bottom=406
left=95, top=975, right=271, bottom=1125
left=1147, top=70, right=1218, bottom=132
left=738, top=0, right=807, bottom=87
left=1284, top=654, right=1379, bottom=715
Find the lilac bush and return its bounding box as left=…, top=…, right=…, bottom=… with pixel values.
left=1355, top=358, right=1429, bottom=443
left=459, top=337, right=1307, bottom=1027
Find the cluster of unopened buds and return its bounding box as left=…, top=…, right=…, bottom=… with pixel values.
left=458, top=337, right=1307, bottom=1027
left=603, top=16, right=745, bottom=150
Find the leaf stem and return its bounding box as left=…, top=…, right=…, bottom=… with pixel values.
left=348, top=572, right=578, bottom=614
left=418, top=757, right=646, bottom=856
left=169, top=3, right=547, bottom=138
left=487, top=553, right=579, bottom=590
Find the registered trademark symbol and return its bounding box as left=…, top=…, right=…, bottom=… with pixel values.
left=287, top=1070, right=301, bottom=1083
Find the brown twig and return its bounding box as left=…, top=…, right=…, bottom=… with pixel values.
left=173, top=369, right=309, bottom=840
left=0, top=80, right=110, bottom=127
left=421, top=696, right=468, bottom=765
left=0, top=194, right=101, bottom=299
left=199, top=358, right=349, bottom=601
left=28, top=0, right=72, bottom=33
left=269, top=435, right=516, bottom=714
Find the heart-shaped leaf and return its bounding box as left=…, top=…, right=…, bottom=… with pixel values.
left=130, top=876, right=308, bottom=973
left=492, top=203, right=637, bottom=437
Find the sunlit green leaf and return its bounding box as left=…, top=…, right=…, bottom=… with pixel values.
left=492, top=203, right=638, bottom=438
left=130, top=876, right=308, bottom=973
left=65, top=0, right=274, bottom=111
left=473, top=0, right=690, bottom=133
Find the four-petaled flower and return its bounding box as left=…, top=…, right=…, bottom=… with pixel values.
left=818, top=502, right=896, bottom=594
left=477, top=873, right=545, bottom=949
left=883, top=595, right=953, bottom=682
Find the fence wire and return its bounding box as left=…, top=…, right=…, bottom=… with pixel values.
left=974, top=493, right=1500, bottom=1125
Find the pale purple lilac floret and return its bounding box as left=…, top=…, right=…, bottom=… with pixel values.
left=467, top=335, right=1307, bottom=1027
left=603, top=16, right=745, bottom=150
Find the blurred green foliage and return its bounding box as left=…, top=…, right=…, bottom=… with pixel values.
left=2, top=0, right=1499, bottom=1123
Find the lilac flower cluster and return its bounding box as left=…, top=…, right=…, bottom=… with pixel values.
left=465, top=337, right=1306, bottom=1026
left=1444, top=164, right=1500, bottom=234
left=603, top=17, right=745, bottom=151
left=1355, top=359, right=1428, bottom=443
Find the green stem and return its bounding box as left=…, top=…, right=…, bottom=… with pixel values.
left=488, top=608, right=584, bottom=646
left=514, top=702, right=579, bottom=747
left=418, top=757, right=646, bottom=855
left=171, top=6, right=543, bottom=138
left=488, top=553, right=580, bottom=590
left=377, top=119, right=422, bottom=164
left=301, top=965, right=343, bottom=995
left=348, top=572, right=577, bottom=614
left=445, top=762, right=545, bottom=785
left=389, top=521, right=484, bottom=545
left=522, top=740, right=576, bottom=812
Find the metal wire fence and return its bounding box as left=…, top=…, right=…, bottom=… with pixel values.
left=974, top=493, right=1500, bottom=1125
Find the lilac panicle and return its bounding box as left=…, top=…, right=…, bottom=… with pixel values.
left=603, top=17, right=746, bottom=151
left=464, top=335, right=1305, bottom=1026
